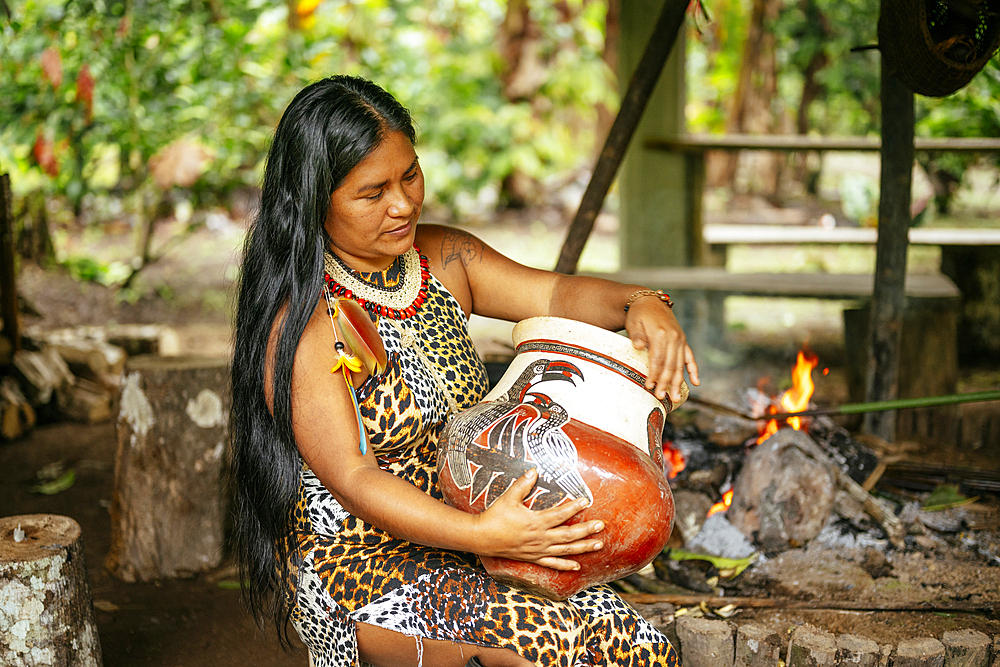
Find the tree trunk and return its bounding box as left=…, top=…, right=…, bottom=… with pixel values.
left=711, top=0, right=783, bottom=191
left=1, top=173, right=19, bottom=356
left=105, top=355, right=230, bottom=582
left=496, top=0, right=547, bottom=208
left=0, top=514, right=103, bottom=666
left=794, top=0, right=831, bottom=191
left=14, top=190, right=55, bottom=266
left=498, top=0, right=546, bottom=102
left=286, top=0, right=300, bottom=30
left=595, top=0, right=621, bottom=155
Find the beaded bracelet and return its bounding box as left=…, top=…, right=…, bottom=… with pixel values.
left=624, top=289, right=673, bottom=312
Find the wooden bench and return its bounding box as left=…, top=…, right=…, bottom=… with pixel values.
left=583, top=267, right=961, bottom=409
left=583, top=267, right=960, bottom=345
left=702, top=223, right=1000, bottom=263
left=643, top=133, right=1000, bottom=365
left=699, top=224, right=1000, bottom=366
left=647, top=132, right=1000, bottom=155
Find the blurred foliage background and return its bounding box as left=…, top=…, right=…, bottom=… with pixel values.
left=1, top=0, right=998, bottom=284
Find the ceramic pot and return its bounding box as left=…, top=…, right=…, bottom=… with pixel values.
left=438, top=316, right=686, bottom=599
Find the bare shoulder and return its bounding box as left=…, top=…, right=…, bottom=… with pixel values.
left=415, top=223, right=486, bottom=272
left=414, top=224, right=477, bottom=314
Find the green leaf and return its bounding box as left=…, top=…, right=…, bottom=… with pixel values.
left=664, top=549, right=757, bottom=578
left=922, top=483, right=978, bottom=511
left=31, top=469, right=76, bottom=495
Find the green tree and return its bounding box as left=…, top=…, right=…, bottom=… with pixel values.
left=1, top=0, right=276, bottom=277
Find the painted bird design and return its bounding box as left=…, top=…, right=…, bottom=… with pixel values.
left=441, top=359, right=583, bottom=489
left=463, top=390, right=591, bottom=510
left=522, top=392, right=593, bottom=507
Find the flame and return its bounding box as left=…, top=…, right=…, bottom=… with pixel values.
left=707, top=488, right=734, bottom=517
left=663, top=441, right=686, bottom=480
left=756, top=346, right=819, bottom=444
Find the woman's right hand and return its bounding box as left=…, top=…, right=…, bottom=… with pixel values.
left=472, top=468, right=605, bottom=571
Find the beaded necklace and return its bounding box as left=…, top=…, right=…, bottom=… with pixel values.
left=322, top=246, right=429, bottom=319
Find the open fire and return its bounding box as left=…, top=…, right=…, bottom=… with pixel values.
left=694, top=345, right=821, bottom=517
left=755, top=346, right=819, bottom=444
left=628, top=342, right=1000, bottom=659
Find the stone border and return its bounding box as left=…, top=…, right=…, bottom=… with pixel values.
left=633, top=607, right=999, bottom=667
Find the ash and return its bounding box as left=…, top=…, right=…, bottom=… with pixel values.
left=808, top=517, right=889, bottom=552
left=685, top=513, right=757, bottom=560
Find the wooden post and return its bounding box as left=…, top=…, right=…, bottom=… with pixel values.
left=895, top=637, right=945, bottom=667
left=676, top=616, right=735, bottom=667
left=836, top=634, right=880, bottom=667
left=105, top=355, right=230, bottom=582
left=1, top=514, right=103, bottom=666
left=863, top=41, right=914, bottom=441
left=941, top=629, right=991, bottom=667
left=734, top=623, right=784, bottom=667
left=554, top=0, right=688, bottom=275
left=1, top=173, right=20, bottom=358
left=787, top=626, right=837, bottom=666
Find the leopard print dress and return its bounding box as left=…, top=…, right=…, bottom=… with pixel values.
left=289, top=247, right=680, bottom=667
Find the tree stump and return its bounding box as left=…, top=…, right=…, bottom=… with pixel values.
left=734, top=622, right=783, bottom=667
left=0, top=514, right=103, bottom=666
left=941, top=629, right=991, bottom=667
left=105, top=355, right=230, bottom=582
left=786, top=625, right=837, bottom=666
left=836, top=634, right=880, bottom=667
left=676, top=616, right=735, bottom=667
left=895, top=637, right=945, bottom=667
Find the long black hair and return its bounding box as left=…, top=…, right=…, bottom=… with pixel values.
left=229, top=75, right=416, bottom=643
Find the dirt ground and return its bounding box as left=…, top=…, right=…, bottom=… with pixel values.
left=5, top=209, right=1000, bottom=664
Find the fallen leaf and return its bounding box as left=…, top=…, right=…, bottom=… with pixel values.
left=31, top=469, right=75, bottom=495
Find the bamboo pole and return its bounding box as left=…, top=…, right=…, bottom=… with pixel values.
left=686, top=389, right=1000, bottom=422
left=768, top=389, right=1000, bottom=421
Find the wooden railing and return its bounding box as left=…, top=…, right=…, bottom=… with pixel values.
left=648, top=133, right=1000, bottom=153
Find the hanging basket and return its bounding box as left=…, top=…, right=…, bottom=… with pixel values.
left=878, top=0, right=1000, bottom=97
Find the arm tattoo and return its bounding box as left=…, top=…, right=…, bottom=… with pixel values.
left=441, top=229, right=484, bottom=269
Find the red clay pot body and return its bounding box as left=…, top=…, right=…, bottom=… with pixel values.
left=438, top=317, right=684, bottom=599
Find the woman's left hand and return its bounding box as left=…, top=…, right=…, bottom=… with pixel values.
left=625, top=296, right=700, bottom=404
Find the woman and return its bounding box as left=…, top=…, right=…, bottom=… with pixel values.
left=231, top=75, right=699, bottom=667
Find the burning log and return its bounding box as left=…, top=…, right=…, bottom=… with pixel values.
left=726, top=429, right=837, bottom=552
left=728, top=427, right=905, bottom=550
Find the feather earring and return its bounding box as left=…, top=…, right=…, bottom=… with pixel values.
left=324, top=284, right=388, bottom=455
